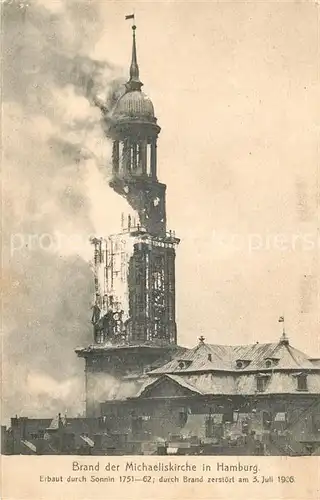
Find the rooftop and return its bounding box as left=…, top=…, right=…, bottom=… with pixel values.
left=149, top=337, right=319, bottom=375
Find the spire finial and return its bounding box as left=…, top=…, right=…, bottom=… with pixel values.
left=125, top=16, right=143, bottom=92
left=278, top=315, right=289, bottom=345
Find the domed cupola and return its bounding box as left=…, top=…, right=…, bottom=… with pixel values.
left=113, top=90, right=155, bottom=121
left=112, top=25, right=158, bottom=127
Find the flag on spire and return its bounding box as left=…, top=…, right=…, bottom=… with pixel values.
left=125, top=14, right=135, bottom=20
left=278, top=316, right=284, bottom=323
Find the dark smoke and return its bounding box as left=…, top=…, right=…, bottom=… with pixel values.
left=2, top=0, right=124, bottom=421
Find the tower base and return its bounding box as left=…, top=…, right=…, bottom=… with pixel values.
left=76, top=343, right=182, bottom=417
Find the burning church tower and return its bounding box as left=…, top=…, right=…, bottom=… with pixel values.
left=6, top=19, right=320, bottom=459
left=76, top=23, right=181, bottom=416
left=6, top=19, right=320, bottom=458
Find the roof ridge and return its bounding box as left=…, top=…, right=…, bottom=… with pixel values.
left=289, top=344, right=313, bottom=359
left=206, top=342, right=279, bottom=349
left=267, top=343, right=282, bottom=358
left=286, top=344, right=305, bottom=367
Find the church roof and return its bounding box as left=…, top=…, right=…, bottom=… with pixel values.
left=232, top=342, right=316, bottom=371
left=149, top=338, right=318, bottom=375
left=94, top=339, right=320, bottom=404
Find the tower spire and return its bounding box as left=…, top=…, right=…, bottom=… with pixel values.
left=126, top=24, right=143, bottom=92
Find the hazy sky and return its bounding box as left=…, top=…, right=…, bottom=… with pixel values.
left=93, top=1, right=319, bottom=354
left=3, top=0, right=319, bottom=419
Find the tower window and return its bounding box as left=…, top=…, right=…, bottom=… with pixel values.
left=147, top=143, right=152, bottom=176
left=296, top=374, right=308, bottom=391
left=95, top=329, right=104, bottom=344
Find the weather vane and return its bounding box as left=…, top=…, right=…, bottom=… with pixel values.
left=125, top=13, right=135, bottom=26
left=278, top=315, right=285, bottom=334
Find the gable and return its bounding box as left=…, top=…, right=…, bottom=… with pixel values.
left=138, top=375, right=201, bottom=399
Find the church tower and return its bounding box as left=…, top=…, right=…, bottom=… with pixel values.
left=76, top=24, right=180, bottom=416
left=106, top=24, right=179, bottom=346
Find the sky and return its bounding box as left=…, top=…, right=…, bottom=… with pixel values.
left=2, top=0, right=319, bottom=420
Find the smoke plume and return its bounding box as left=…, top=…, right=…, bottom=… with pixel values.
left=2, top=0, right=124, bottom=421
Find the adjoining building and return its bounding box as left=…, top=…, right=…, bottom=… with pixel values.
left=3, top=24, right=320, bottom=456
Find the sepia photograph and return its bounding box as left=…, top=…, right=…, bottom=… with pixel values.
left=2, top=0, right=320, bottom=464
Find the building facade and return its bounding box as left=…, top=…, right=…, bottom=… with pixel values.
left=5, top=335, right=320, bottom=456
